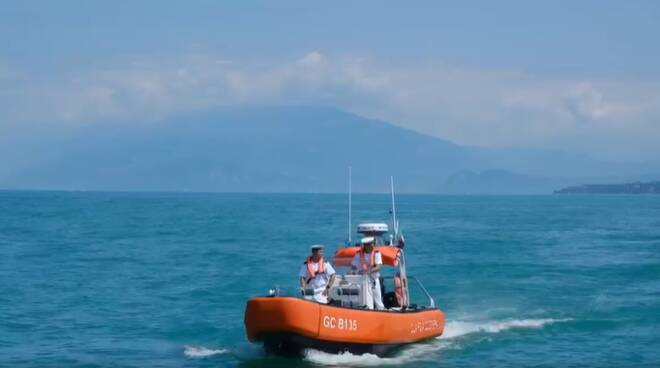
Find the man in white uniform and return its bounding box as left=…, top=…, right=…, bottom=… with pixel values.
left=351, top=237, right=385, bottom=310
left=299, top=244, right=336, bottom=304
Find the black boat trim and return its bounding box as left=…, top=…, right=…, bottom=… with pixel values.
left=258, top=332, right=406, bottom=357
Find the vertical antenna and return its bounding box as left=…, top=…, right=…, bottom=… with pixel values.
left=348, top=167, right=352, bottom=244
left=390, top=176, right=398, bottom=237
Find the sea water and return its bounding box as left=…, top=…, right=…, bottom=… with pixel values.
left=1, top=192, right=659, bottom=367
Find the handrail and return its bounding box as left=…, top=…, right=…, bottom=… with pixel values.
left=408, top=276, right=436, bottom=308
left=379, top=275, right=435, bottom=308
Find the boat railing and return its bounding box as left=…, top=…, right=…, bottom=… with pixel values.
left=381, top=275, right=435, bottom=309
left=409, top=276, right=436, bottom=308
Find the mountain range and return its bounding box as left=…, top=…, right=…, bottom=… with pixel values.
left=1, top=106, right=657, bottom=193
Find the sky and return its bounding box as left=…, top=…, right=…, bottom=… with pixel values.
left=1, top=0, right=660, bottom=161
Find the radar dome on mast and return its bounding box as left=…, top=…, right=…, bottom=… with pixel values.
left=357, top=223, right=389, bottom=235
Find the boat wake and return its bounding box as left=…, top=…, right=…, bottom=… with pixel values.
left=304, top=317, right=571, bottom=366
left=183, top=345, right=228, bottom=358
left=304, top=340, right=454, bottom=367
left=305, top=350, right=406, bottom=366
left=442, top=317, right=572, bottom=339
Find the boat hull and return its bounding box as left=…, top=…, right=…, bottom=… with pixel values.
left=244, top=297, right=445, bottom=357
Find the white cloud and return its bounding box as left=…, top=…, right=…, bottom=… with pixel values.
left=298, top=51, right=325, bottom=67
left=1, top=52, right=659, bottom=160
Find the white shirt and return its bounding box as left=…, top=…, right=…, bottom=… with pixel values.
left=299, top=261, right=336, bottom=290
left=351, top=251, right=383, bottom=278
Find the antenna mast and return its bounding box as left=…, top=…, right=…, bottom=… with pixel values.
left=348, top=167, right=352, bottom=244
left=390, top=176, right=398, bottom=237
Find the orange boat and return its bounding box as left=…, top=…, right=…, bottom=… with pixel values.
left=244, top=220, right=446, bottom=356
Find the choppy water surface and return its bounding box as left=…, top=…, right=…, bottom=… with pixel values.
left=1, top=192, right=659, bottom=367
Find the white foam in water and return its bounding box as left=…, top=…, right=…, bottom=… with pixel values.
left=305, top=350, right=407, bottom=366
left=304, top=318, right=571, bottom=366
left=305, top=339, right=455, bottom=366
left=183, top=345, right=228, bottom=358
left=441, top=318, right=572, bottom=339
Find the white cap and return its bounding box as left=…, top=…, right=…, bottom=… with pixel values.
left=310, top=244, right=324, bottom=251
left=361, top=237, right=375, bottom=245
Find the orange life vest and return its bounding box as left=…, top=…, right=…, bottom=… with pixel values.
left=359, top=249, right=379, bottom=271
left=306, top=256, right=325, bottom=279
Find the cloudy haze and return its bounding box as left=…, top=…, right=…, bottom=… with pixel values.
left=2, top=1, right=659, bottom=162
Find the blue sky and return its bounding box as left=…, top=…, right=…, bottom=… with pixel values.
left=2, top=1, right=660, bottom=161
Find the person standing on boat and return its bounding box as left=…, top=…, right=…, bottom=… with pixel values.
left=299, top=245, right=336, bottom=304
left=352, top=237, right=385, bottom=310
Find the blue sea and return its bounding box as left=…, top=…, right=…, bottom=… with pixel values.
left=1, top=191, right=659, bottom=367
